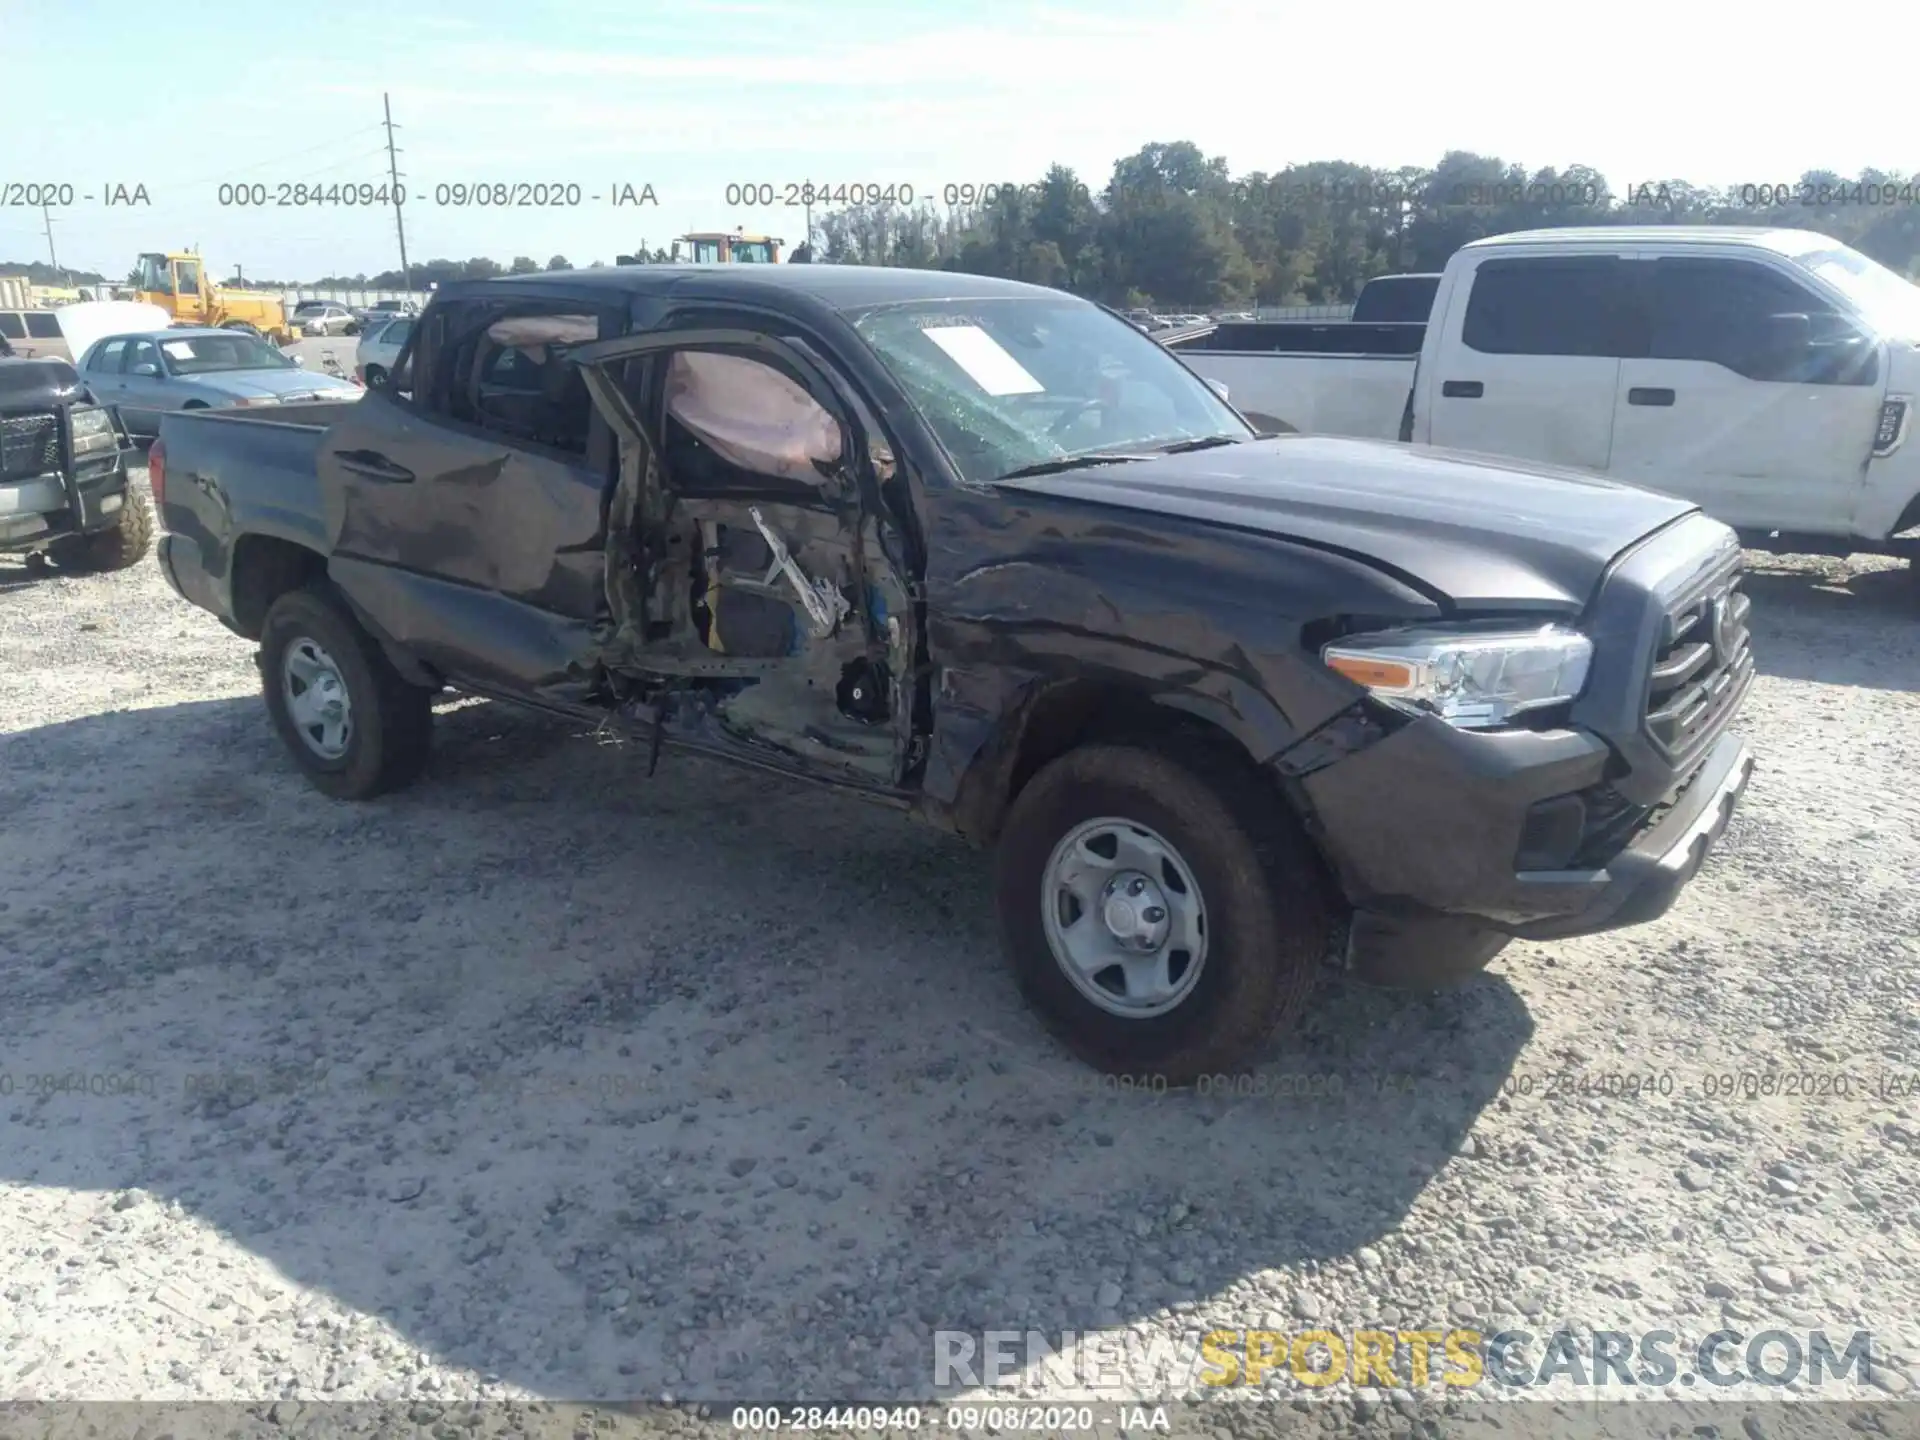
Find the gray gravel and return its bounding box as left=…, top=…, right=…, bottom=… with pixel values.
left=3, top=490, right=1918, bottom=1428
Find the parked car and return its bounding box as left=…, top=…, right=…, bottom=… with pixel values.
left=0, top=309, right=74, bottom=362
left=0, top=352, right=151, bottom=571
left=151, top=264, right=1754, bottom=1081
left=77, top=328, right=362, bottom=439
left=354, top=314, right=414, bottom=386
left=1166, top=228, right=1920, bottom=570
left=291, top=302, right=361, bottom=336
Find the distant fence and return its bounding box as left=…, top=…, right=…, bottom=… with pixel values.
left=1152, top=303, right=1355, bottom=321
left=1254, top=303, right=1352, bottom=321
left=278, top=288, right=434, bottom=309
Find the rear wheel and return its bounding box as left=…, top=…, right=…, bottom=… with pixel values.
left=48, top=486, right=154, bottom=572
left=995, top=743, right=1331, bottom=1083
left=259, top=586, right=434, bottom=800
left=362, top=364, right=387, bottom=388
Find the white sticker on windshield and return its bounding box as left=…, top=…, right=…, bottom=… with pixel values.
left=161, top=341, right=195, bottom=359
left=920, top=324, right=1045, bottom=396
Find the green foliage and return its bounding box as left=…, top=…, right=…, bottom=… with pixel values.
left=816, top=147, right=1920, bottom=307
left=46, top=147, right=1913, bottom=299
left=0, top=260, right=111, bottom=286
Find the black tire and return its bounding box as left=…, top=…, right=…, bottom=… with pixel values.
left=259, top=585, right=434, bottom=800
left=363, top=364, right=387, bottom=388
left=995, top=743, right=1331, bottom=1084
left=48, top=485, right=154, bottom=572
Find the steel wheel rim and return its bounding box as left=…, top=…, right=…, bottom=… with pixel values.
left=282, top=636, right=353, bottom=760
left=1041, top=815, right=1208, bottom=1019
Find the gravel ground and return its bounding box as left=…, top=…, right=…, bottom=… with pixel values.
left=3, top=484, right=1918, bottom=1434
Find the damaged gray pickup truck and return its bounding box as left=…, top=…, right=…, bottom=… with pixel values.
left=152, top=265, right=1756, bottom=1081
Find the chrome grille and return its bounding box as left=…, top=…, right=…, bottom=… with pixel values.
left=1644, top=565, right=1752, bottom=764
left=0, top=412, right=59, bottom=481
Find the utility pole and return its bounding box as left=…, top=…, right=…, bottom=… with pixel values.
left=383, top=93, right=413, bottom=298
left=41, top=202, right=63, bottom=282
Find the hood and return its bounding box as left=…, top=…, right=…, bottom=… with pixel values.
left=0, top=356, right=86, bottom=409
left=53, top=301, right=172, bottom=363
left=996, top=434, right=1698, bottom=611
left=200, top=368, right=359, bottom=400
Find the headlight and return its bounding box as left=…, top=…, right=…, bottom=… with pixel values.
left=1321, top=623, right=1592, bottom=730
left=69, top=404, right=119, bottom=456
left=225, top=396, right=282, bottom=407
left=69, top=405, right=113, bottom=436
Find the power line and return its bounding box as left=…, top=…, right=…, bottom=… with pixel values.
left=162, top=127, right=389, bottom=191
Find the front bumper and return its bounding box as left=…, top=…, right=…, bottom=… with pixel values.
left=0, top=456, right=129, bottom=552
left=1298, top=714, right=1753, bottom=989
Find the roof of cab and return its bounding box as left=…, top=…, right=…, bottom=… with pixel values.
left=1466, top=227, right=1833, bottom=256
left=431, top=264, right=1074, bottom=313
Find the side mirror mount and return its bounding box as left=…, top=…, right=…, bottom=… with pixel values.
left=1204, top=377, right=1231, bottom=402
left=1750, top=312, right=1813, bottom=377
left=130, top=362, right=161, bottom=377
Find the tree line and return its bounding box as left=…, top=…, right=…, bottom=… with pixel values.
left=802, top=145, right=1920, bottom=309
left=8, top=146, right=1918, bottom=307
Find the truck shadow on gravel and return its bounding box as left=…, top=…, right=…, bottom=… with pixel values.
left=0, top=694, right=1528, bottom=1401
left=1740, top=561, right=1919, bottom=691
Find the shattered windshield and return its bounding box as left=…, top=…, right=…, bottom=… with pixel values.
left=852, top=296, right=1250, bottom=486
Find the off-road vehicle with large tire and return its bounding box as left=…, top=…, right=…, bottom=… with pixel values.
left=150, top=265, right=1755, bottom=1081
left=0, top=353, right=152, bottom=573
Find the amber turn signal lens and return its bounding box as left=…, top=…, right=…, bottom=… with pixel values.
left=1324, top=653, right=1415, bottom=690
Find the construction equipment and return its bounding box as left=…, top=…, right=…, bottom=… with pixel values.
left=130, top=252, right=298, bottom=343
left=672, top=230, right=784, bottom=264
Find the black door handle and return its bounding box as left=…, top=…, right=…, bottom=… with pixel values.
left=335, top=449, right=415, bottom=482
left=1441, top=380, right=1483, bottom=398
left=1627, top=387, right=1675, bottom=407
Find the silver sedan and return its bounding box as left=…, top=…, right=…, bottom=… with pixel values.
left=76, top=329, right=361, bottom=439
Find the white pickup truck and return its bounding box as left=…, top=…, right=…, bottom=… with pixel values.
left=1170, top=227, right=1920, bottom=566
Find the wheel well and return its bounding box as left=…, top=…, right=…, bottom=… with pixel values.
left=181, top=400, right=209, bottom=409
left=954, top=679, right=1289, bottom=845
left=230, top=536, right=327, bottom=639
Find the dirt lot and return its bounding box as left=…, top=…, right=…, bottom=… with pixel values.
left=3, top=480, right=1919, bottom=1432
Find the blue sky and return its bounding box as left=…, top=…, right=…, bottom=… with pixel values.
left=5, top=0, right=1914, bottom=280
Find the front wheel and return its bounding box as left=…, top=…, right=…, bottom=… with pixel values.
left=48, top=486, right=154, bottom=572
left=995, top=743, right=1332, bottom=1083
left=259, top=586, right=434, bottom=800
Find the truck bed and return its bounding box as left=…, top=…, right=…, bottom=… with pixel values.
left=153, top=405, right=336, bottom=624
left=1177, top=349, right=1416, bottom=440
left=1167, top=320, right=1426, bottom=357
